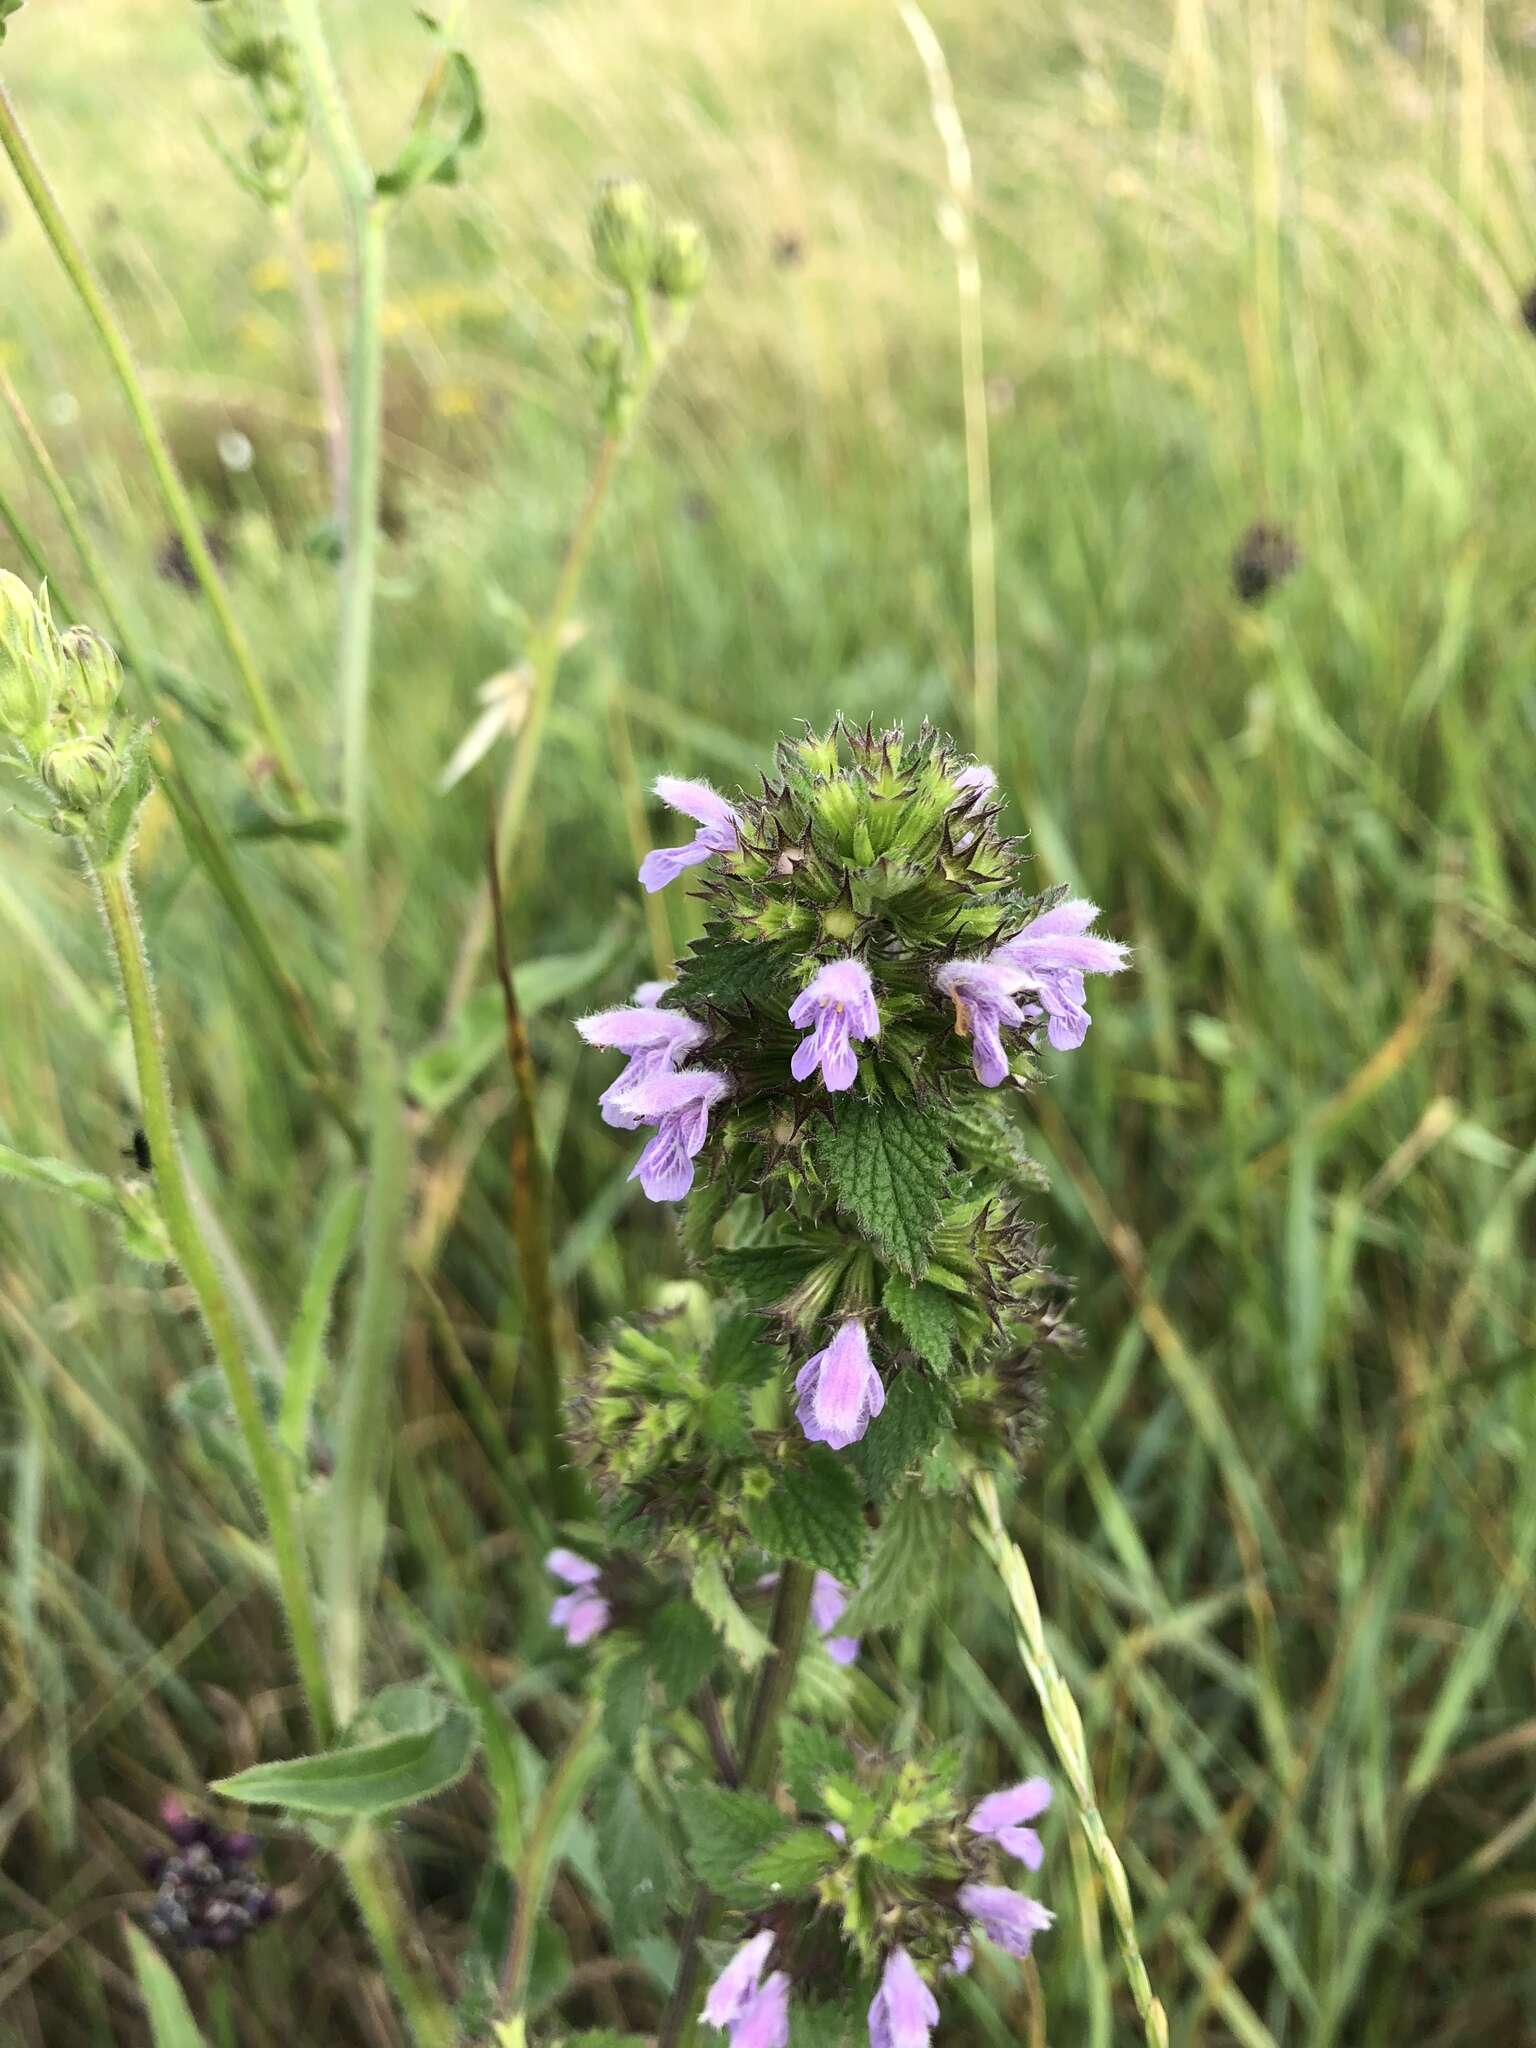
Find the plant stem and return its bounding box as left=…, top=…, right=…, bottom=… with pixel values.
left=281, top=198, right=349, bottom=524
left=279, top=0, right=410, bottom=1729
left=0, top=85, right=307, bottom=802
left=439, top=432, right=622, bottom=1028
left=497, top=1701, right=604, bottom=2022
left=340, top=1827, right=457, bottom=2048
left=659, top=1563, right=815, bottom=2048
left=94, top=856, right=333, bottom=1747
left=971, top=1472, right=1169, bottom=2048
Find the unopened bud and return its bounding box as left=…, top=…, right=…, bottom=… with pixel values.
left=0, top=571, right=65, bottom=743
left=248, top=121, right=308, bottom=202
left=653, top=218, right=708, bottom=301
left=580, top=321, right=625, bottom=381
left=40, top=732, right=125, bottom=813
left=57, top=626, right=124, bottom=723
left=590, top=177, right=658, bottom=293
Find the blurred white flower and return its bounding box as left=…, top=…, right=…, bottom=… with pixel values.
left=437, top=623, right=584, bottom=792
left=217, top=429, right=255, bottom=473
left=45, top=392, right=80, bottom=428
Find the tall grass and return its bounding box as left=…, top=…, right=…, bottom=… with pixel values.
left=0, top=1, right=1532, bottom=2043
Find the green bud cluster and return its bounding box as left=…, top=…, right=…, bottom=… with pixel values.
left=198, top=0, right=308, bottom=205
left=582, top=176, right=709, bottom=434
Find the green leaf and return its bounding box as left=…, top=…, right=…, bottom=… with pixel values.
left=742, top=1825, right=843, bottom=1893
left=212, top=1693, right=477, bottom=1818
left=846, top=1370, right=953, bottom=1501
left=780, top=1720, right=856, bottom=1809
left=842, top=1489, right=953, bottom=1631
left=745, top=1448, right=868, bottom=1585
left=691, top=1555, right=771, bottom=1669
left=600, top=1647, right=652, bottom=1758
left=407, top=923, right=631, bottom=1113
left=709, top=1242, right=823, bottom=1308
left=944, top=1095, right=1048, bottom=1189
left=816, top=1097, right=950, bottom=1279
left=592, top=1766, right=676, bottom=1945
left=790, top=2005, right=857, bottom=2048
left=669, top=933, right=800, bottom=1013
left=676, top=1783, right=786, bottom=1890
left=647, top=1600, right=720, bottom=1707
left=376, top=48, right=486, bottom=198
left=126, top=1925, right=209, bottom=2048
left=708, top=1312, right=784, bottom=1390
left=880, top=1274, right=956, bottom=1373
left=229, top=797, right=348, bottom=845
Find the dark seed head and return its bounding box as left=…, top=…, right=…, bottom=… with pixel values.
left=1520, top=283, right=1536, bottom=335
left=1231, top=521, right=1300, bottom=604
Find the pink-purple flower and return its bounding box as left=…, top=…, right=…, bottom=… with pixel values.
left=868, top=1947, right=938, bottom=2048
left=953, top=762, right=997, bottom=798
left=703, top=1931, right=791, bottom=2048
left=810, top=1570, right=861, bottom=1666
left=957, top=1882, right=1055, bottom=1959
left=794, top=1318, right=885, bottom=1450
left=933, top=957, right=1030, bottom=1088
left=992, top=898, right=1130, bottom=1052
left=638, top=777, right=742, bottom=894
left=967, top=1776, right=1052, bottom=1869
left=621, top=1067, right=730, bottom=1202
left=576, top=997, right=708, bottom=1129
left=546, top=1549, right=609, bottom=1646
left=788, top=958, right=880, bottom=1093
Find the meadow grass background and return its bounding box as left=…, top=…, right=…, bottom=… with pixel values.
left=2, top=0, right=1534, bottom=2042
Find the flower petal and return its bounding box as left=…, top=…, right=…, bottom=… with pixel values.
left=654, top=775, right=741, bottom=835
left=546, top=1547, right=601, bottom=1586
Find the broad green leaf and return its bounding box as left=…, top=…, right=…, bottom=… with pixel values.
left=407, top=923, right=632, bottom=1114
left=842, top=1489, right=953, bottom=1631
left=709, top=1242, right=823, bottom=1309
left=741, top=1825, right=842, bottom=1893
left=816, top=1097, right=950, bottom=1279
left=691, top=1554, right=771, bottom=1669
left=647, top=1600, right=721, bottom=1707
left=126, top=1925, right=208, bottom=2048
left=780, top=1720, right=856, bottom=1810
left=745, top=1448, right=868, bottom=1585
left=592, top=1766, right=677, bottom=1945
left=790, top=2005, right=857, bottom=2048
left=880, top=1274, right=956, bottom=1373
left=668, top=933, right=800, bottom=1013
left=212, top=1695, right=476, bottom=1817
left=944, top=1096, right=1048, bottom=1190
left=600, top=1647, right=652, bottom=1758
left=846, top=1370, right=952, bottom=1500
left=676, top=1783, right=786, bottom=1890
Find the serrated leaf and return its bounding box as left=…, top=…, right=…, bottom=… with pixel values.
left=647, top=1601, right=720, bottom=1707
left=126, top=1925, right=208, bottom=2048
left=742, top=1825, right=843, bottom=1894
left=600, top=1647, right=652, bottom=1758
left=780, top=1721, right=857, bottom=1809
left=880, top=1274, right=956, bottom=1373
left=676, top=1783, right=786, bottom=1890
left=790, top=2006, right=857, bottom=2048
left=668, top=934, right=799, bottom=1013
left=376, top=48, right=485, bottom=198
left=745, top=1449, right=868, bottom=1585
left=846, top=1371, right=952, bottom=1501
left=708, top=1311, right=782, bottom=1390
left=841, top=1489, right=953, bottom=1631
left=691, top=1555, right=771, bottom=1669
left=592, top=1766, right=676, bottom=1945
left=709, top=1243, right=823, bottom=1308
left=945, top=1095, right=1049, bottom=1189
left=816, top=1098, right=950, bottom=1279
left=211, top=1699, right=476, bottom=1817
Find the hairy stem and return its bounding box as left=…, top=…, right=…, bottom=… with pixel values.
left=0, top=85, right=306, bottom=801
left=340, top=1827, right=457, bottom=2048
left=94, top=857, right=333, bottom=1746
left=971, top=1471, right=1169, bottom=2048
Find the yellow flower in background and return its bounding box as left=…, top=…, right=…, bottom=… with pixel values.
left=305, top=240, right=346, bottom=276
left=432, top=383, right=480, bottom=420
left=248, top=257, right=291, bottom=296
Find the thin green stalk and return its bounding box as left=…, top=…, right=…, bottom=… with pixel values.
left=94, top=856, right=333, bottom=1747
left=340, top=1827, right=457, bottom=2048
left=0, top=471, right=55, bottom=588
left=0, top=365, right=120, bottom=629
left=971, top=1472, right=1169, bottom=2048
left=659, top=1563, right=816, bottom=2048
left=0, top=85, right=306, bottom=801
left=607, top=670, right=675, bottom=979
left=497, top=1701, right=604, bottom=2031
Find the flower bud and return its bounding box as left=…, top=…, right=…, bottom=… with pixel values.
left=247, top=121, right=308, bottom=202
left=0, top=571, right=65, bottom=743
left=590, top=176, right=658, bottom=293
left=653, top=218, right=709, bottom=302
left=580, top=321, right=625, bottom=382
left=57, top=625, right=124, bottom=723
left=40, top=732, right=125, bottom=813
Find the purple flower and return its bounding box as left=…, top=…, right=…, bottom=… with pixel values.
left=639, top=776, right=742, bottom=893
left=947, top=1940, right=974, bottom=1977
left=810, top=1570, right=861, bottom=1666
left=577, top=999, right=708, bottom=1129
left=957, top=1883, right=1055, bottom=1959
left=622, top=1067, right=730, bottom=1202
left=788, top=958, right=880, bottom=1093
left=632, top=978, right=673, bottom=1007
left=953, top=762, right=996, bottom=798
left=704, top=1933, right=790, bottom=2048
left=992, top=898, right=1130, bottom=1052
left=795, top=1318, right=885, bottom=1450
left=933, top=957, right=1030, bottom=1088
left=967, top=1776, right=1052, bottom=1870
left=868, top=1947, right=939, bottom=2048
left=546, top=1548, right=610, bottom=1646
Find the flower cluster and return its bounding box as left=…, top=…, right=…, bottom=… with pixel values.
left=701, top=1759, right=1055, bottom=2048
left=142, top=1796, right=277, bottom=1954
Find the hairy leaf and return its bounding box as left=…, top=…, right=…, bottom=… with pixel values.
left=600, top=1648, right=652, bottom=1758
left=212, top=1695, right=476, bottom=1818
left=842, top=1489, right=954, bottom=1631
left=676, top=1783, right=787, bottom=1890
left=742, top=1826, right=843, bottom=1893
left=846, top=1371, right=952, bottom=1501
left=647, top=1600, right=720, bottom=1707
left=944, top=1094, right=1049, bottom=1189
left=669, top=933, right=800, bottom=1013
left=880, top=1273, right=956, bottom=1373
left=745, top=1449, right=868, bottom=1585
left=592, top=1767, right=676, bottom=1945
left=691, top=1555, right=771, bottom=1669
left=816, top=1097, right=950, bottom=1278
left=780, top=1720, right=857, bottom=1810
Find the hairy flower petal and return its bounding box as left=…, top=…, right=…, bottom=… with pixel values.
left=868, top=1948, right=939, bottom=2048
left=958, top=1883, right=1055, bottom=1959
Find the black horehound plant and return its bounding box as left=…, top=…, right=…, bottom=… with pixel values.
left=562, top=723, right=1170, bottom=2048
